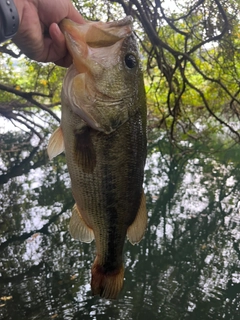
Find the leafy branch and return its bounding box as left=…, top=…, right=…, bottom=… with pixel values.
left=0, top=83, right=60, bottom=123
left=111, top=0, right=240, bottom=142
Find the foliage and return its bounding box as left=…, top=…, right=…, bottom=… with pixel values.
left=1, top=0, right=240, bottom=148
left=0, top=55, right=63, bottom=140
left=111, top=0, right=240, bottom=143
left=1, top=2, right=240, bottom=317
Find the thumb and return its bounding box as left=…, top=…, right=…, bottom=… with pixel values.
left=49, top=23, right=72, bottom=67
left=67, top=6, right=86, bottom=24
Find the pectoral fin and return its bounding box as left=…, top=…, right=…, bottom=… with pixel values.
left=47, top=127, right=65, bottom=160
left=74, top=126, right=96, bottom=173
left=69, top=204, right=94, bottom=243
left=127, top=191, right=147, bottom=245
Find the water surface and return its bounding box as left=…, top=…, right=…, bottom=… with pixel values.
left=1, top=130, right=240, bottom=319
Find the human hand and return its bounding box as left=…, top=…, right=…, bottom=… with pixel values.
left=12, top=0, right=85, bottom=67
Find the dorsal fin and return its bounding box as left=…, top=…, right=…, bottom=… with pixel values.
left=47, top=127, right=65, bottom=160
left=69, top=204, right=95, bottom=243
left=127, top=191, right=147, bottom=245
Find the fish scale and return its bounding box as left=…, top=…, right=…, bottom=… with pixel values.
left=48, top=16, right=147, bottom=299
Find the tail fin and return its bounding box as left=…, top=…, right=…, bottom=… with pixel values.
left=91, top=258, right=124, bottom=299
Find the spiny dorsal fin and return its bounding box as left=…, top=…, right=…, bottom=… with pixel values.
left=69, top=204, right=94, bottom=243
left=127, top=191, right=147, bottom=245
left=47, top=127, right=65, bottom=160
left=74, top=127, right=96, bottom=173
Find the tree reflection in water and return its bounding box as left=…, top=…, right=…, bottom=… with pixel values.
left=1, top=130, right=240, bottom=320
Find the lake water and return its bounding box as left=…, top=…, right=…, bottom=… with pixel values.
left=1, top=130, right=240, bottom=319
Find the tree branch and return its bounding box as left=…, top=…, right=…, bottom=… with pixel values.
left=0, top=83, right=60, bottom=122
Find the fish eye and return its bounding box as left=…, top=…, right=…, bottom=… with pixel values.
left=124, top=54, right=137, bottom=69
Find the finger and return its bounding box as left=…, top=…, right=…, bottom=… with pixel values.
left=54, top=54, right=73, bottom=68
left=67, top=5, right=86, bottom=24
left=49, top=23, right=66, bottom=54
left=48, top=23, right=73, bottom=67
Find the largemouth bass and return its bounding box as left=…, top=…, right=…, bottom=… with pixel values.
left=47, top=16, right=147, bottom=299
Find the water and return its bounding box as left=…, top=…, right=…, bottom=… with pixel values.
left=1, top=130, right=240, bottom=319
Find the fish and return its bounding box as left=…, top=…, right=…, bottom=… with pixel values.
left=47, top=16, right=147, bottom=299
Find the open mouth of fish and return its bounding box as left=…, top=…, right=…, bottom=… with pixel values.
left=59, top=16, right=133, bottom=74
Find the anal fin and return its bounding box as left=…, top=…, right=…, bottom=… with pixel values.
left=69, top=204, right=95, bottom=243
left=127, top=191, right=147, bottom=245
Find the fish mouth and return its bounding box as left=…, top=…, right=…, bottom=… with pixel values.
left=59, top=17, right=133, bottom=73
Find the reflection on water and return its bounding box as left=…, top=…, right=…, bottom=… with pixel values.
left=1, top=130, right=240, bottom=319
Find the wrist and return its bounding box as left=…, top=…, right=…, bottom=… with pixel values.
left=13, top=0, right=25, bottom=24
left=0, top=0, right=20, bottom=42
